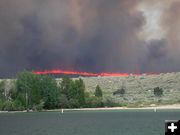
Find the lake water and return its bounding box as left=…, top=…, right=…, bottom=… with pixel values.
left=0, top=110, right=180, bottom=135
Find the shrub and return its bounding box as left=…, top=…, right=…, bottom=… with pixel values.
left=13, top=99, right=25, bottom=111
left=32, top=101, right=44, bottom=111
left=154, top=87, right=163, bottom=97
left=113, top=88, right=125, bottom=96
left=85, top=96, right=104, bottom=108
left=2, top=101, right=15, bottom=111
left=104, top=98, right=118, bottom=107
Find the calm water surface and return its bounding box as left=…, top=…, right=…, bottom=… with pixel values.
left=0, top=110, right=180, bottom=135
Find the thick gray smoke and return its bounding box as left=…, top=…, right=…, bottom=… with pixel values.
left=0, top=0, right=180, bottom=77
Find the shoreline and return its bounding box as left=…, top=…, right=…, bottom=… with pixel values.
left=1, top=104, right=180, bottom=113
left=59, top=104, right=180, bottom=112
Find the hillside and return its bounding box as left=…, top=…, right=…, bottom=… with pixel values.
left=1, top=72, right=180, bottom=107
left=57, top=72, right=180, bottom=106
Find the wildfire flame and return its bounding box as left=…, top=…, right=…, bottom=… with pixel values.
left=33, top=69, right=157, bottom=77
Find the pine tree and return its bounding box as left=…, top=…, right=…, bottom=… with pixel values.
left=94, top=85, right=103, bottom=97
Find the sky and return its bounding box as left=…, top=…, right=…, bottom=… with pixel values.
left=0, top=0, right=180, bottom=77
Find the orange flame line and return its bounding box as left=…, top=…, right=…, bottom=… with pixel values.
left=33, top=69, right=158, bottom=77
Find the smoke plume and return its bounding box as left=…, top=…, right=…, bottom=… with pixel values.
left=0, top=0, right=180, bottom=77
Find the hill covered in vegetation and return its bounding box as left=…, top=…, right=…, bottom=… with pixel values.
left=0, top=72, right=180, bottom=111
left=76, top=72, right=180, bottom=106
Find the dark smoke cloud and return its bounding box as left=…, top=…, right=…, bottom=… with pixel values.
left=0, top=0, right=179, bottom=77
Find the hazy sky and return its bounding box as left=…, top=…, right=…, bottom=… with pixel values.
left=0, top=0, right=180, bottom=77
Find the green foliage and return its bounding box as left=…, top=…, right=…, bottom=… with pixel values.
left=0, top=72, right=132, bottom=111
left=154, top=87, right=163, bottom=97
left=13, top=99, right=25, bottom=111
left=104, top=98, right=119, bottom=107
left=85, top=96, right=104, bottom=108
left=16, top=71, right=39, bottom=108
left=0, top=100, right=3, bottom=110
left=69, top=98, right=80, bottom=108
left=113, top=88, right=125, bottom=96
left=2, top=101, right=15, bottom=111
left=15, top=93, right=26, bottom=107
left=0, top=81, right=6, bottom=101
left=59, top=77, right=86, bottom=108
left=40, top=75, right=59, bottom=109
left=60, top=76, right=73, bottom=99
left=16, top=71, right=59, bottom=110
left=15, top=74, right=87, bottom=110
left=94, top=85, right=103, bottom=97
left=32, top=100, right=44, bottom=111
left=74, top=79, right=86, bottom=107
left=58, top=94, right=70, bottom=108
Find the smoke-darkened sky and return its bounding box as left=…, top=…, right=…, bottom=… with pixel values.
left=0, top=0, right=180, bottom=77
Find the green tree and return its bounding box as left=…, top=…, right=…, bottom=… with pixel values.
left=0, top=81, right=6, bottom=110
left=59, top=76, right=86, bottom=108
left=154, top=87, right=163, bottom=97
left=94, top=85, right=103, bottom=97
left=16, top=71, right=40, bottom=109
left=16, top=71, right=59, bottom=110
left=40, top=75, right=59, bottom=109
left=0, top=100, right=3, bottom=110
left=74, top=79, right=86, bottom=107
left=0, top=81, right=6, bottom=101
left=58, top=94, right=70, bottom=108
left=60, top=76, right=73, bottom=100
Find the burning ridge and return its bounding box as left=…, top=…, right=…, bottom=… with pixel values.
left=33, top=69, right=157, bottom=77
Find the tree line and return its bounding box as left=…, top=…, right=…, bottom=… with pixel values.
left=0, top=71, right=165, bottom=111
left=0, top=71, right=117, bottom=111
